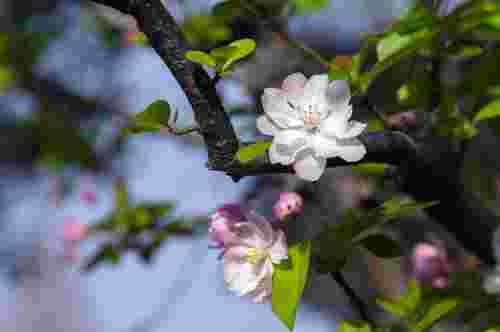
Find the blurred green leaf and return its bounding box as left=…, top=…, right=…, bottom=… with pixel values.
left=337, top=321, right=373, bottom=332
left=272, top=240, right=311, bottom=331
left=125, top=100, right=171, bottom=135
left=377, top=279, right=421, bottom=318
left=185, top=50, right=217, bottom=67
left=291, top=0, right=329, bottom=14
left=351, top=163, right=387, bottom=177
left=358, top=234, right=402, bottom=258
left=413, top=297, right=462, bottom=332
left=213, top=0, right=245, bottom=23
left=182, top=15, right=232, bottom=47
left=474, top=99, right=500, bottom=122
left=236, top=141, right=271, bottom=163
left=211, top=38, right=256, bottom=73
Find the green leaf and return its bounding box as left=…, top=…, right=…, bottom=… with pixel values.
left=485, top=327, right=500, bottom=332
left=351, top=163, right=387, bottom=177
left=337, top=320, right=373, bottom=332
left=377, top=33, right=416, bottom=61
left=291, top=0, right=329, bottom=14
left=211, top=38, right=256, bottom=73
left=328, top=65, right=351, bottom=81
left=125, top=100, right=171, bottom=135
left=380, top=198, right=438, bottom=224
left=213, top=0, right=245, bottom=23
left=235, top=141, right=271, bottom=163
left=272, top=240, right=311, bottom=331
left=185, top=50, right=217, bottom=67
left=377, top=279, right=421, bottom=318
left=413, top=297, right=462, bottom=332
left=359, top=29, right=435, bottom=93
left=358, top=234, right=402, bottom=258
left=474, top=99, right=500, bottom=123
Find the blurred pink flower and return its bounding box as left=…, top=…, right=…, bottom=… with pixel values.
left=62, top=218, right=88, bottom=263
left=63, top=218, right=88, bottom=243
left=209, top=204, right=246, bottom=248
left=272, top=192, right=304, bottom=221
left=80, top=190, right=97, bottom=204
left=409, top=242, right=451, bottom=289
left=210, top=204, right=288, bottom=303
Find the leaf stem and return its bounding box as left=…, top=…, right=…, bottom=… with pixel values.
left=331, top=271, right=375, bottom=326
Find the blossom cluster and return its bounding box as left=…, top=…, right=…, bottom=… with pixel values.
left=209, top=193, right=304, bottom=303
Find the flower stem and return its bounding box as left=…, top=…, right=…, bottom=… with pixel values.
left=331, top=271, right=375, bottom=326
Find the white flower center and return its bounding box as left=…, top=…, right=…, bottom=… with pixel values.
left=247, top=247, right=270, bottom=265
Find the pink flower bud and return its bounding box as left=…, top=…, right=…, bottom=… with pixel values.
left=80, top=191, right=97, bottom=204
left=209, top=204, right=246, bottom=248
left=410, top=243, right=450, bottom=288
left=272, top=192, right=304, bottom=221
left=63, top=217, right=88, bottom=243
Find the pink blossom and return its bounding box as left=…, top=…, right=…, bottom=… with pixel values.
left=63, top=218, right=88, bottom=243
left=80, top=191, right=97, bottom=204
left=272, top=192, right=304, bottom=221
left=209, top=204, right=246, bottom=248
left=409, top=243, right=451, bottom=289
left=210, top=205, right=288, bottom=303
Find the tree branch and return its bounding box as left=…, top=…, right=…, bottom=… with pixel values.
left=91, top=0, right=239, bottom=169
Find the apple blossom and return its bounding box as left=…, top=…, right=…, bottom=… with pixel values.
left=209, top=205, right=288, bottom=303
left=257, top=73, right=367, bottom=181
left=272, top=191, right=304, bottom=221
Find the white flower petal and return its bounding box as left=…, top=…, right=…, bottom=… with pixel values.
left=319, top=105, right=352, bottom=137
left=483, top=269, right=500, bottom=294
left=251, top=261, right=273, bottom=303
left=262, top=88, right=303, bottom=129
left=282, top=73, right=307, bottom=95
left=243, top=211, right=274, bottom=249
left=269, top=130, right=310, bottom=165
left=256, top=115, right=280, bottom=136
left=312, top=134, right=340, bottom=158
left=293, top=150, right=327, bottom=181
left=337, top=138, right=367, bottom=162
left=326, top=80, right=351, bottom=110
left=270, top=230, right=288, bottom=264
left=224, top=250, right=262, bottom=296
left=340, top=121, right=367, bottom=139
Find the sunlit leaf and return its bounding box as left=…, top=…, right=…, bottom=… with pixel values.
left=474, top=99, right=500, bottom=123
left=125, top=100, right=171, bottom=135
left=291, top=0, right=329, bottom=14
left=235, top=141, right=271, bottom=163
left=272, top=240, right=311, bottom=331
left=351, top=163, right=387, bottom=177
left=185, top=50, right=217, bottom=67
left=337, top=320, right=373, bottom=332
left=211, top=38, right=256, bottom=73
left=413, top=297, right=462, bottom=332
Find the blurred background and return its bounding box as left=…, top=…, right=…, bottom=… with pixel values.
left=1, top=0, right=494, bottom=331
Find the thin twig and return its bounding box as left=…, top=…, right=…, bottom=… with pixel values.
left=239, top=0, right=331, bottom=69
left=331, top=271, right=375, bottom=326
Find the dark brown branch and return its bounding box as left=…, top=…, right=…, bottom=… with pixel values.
left=224, top=131, right=418, bottom=179
left=91, top=0, right=239, bottom=169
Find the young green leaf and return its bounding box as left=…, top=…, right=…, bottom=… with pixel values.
left=351, top=163, right=387, bottom=177
left=291, top=0, right=329, bottom=14
left=272, top=240, right=311, bottom=331
left=377, top=279, right=422, bottom=318
left=235, top=141, right=271, bottom=163
left=185, top=50, right=217, bottom=67
left=474, top=99, right=500, bottom=123
left=413, top=297, right=462, bottom=332
left=358, top=234, right=402, bottom=258
left=125, top=100, right=171, bottom=135
left=210, top=38, right=256, bottom=73
left=337, top=320, right=373, bottom=332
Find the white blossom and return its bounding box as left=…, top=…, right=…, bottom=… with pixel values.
left=257, top=73, right=367, bottom=181
left=222, top=211, right=288, bottom=303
